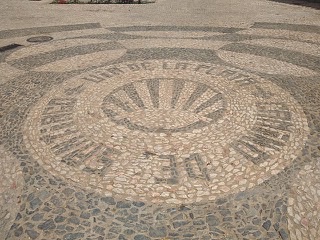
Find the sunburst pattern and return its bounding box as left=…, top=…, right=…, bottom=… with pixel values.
left=101, top=78, right=226, bottom=133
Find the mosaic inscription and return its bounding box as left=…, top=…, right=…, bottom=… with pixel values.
left=23, top=60, right=309, bottom=203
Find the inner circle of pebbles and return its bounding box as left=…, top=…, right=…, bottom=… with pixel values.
left=100, top=78, right=227, bottom=132
left=23, top=60, right=309, bottom=204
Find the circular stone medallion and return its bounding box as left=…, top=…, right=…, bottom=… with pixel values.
left=23, top=60, right=309, bottom=204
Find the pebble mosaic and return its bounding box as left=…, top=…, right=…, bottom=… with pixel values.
left=0, top=22, right=319, bottom=239
left=23, top=60, right=309, bottom=204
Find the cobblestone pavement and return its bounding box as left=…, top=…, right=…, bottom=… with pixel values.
left=0, top=0, right=320, bottom=239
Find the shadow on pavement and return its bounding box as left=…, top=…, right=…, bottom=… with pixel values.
left=268, top=0, right=320, bottom=9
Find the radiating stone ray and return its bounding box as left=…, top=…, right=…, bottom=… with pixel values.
left=204, top=108, right=225, bottom=121
left=174, top=81, right=198, bottom=111
left=114, top=90, right=142, bottom=112
left=188, top=88, right=218, bottom=113
left=51, top=136, right=87, bottom=155
left=101, top=102, right=129, bottom=119
left=134, top=81, right=154, bottom=109
left=171, top=79, right=185, bottom=109
left=194, top=93, right=224, bottom=115
left=121, top=83, right=145, bottom=109
left=146, top=78, right=160, bottom=109
left=182, top=83, right=208, bottom=111
left=103, top=95, right=133, bottom=112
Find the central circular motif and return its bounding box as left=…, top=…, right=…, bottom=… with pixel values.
left=23, top=60, right=309, bottom=204
left=101, top=79, right=226, bottom=133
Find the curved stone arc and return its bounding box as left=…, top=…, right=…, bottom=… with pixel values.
left=0, top=23, right=102, bottom=40
left=214, top=25, right=320, bottom=76
left=237, top=28, right=320, bottom=44
left=219, top=42, right=320, bottom=72
left=33, top=49, right=127, bottom=72
left=107, top=25, right=244, bottom=34
left=251, top=22, right=320, bottom=34
left=6, top=39, right=127, bottom=72
left=240, top=38, right=320, bottom=57
left=216, top=50, right=318, bottom=76
left=120, top=30, right=225, bottom=39
left=6, top=39, right=116, bottom=61
left=118, top=38, right=230, bottom=51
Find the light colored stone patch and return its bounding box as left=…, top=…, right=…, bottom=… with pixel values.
left=0, top=146, right=24, bottom=240
left=217, top=50, right=318, bottom=76
left=49, top=28, right=113, bottom=40
left=0, top=63, right=26, bottom=84
left=23, top=60, right=309, bottom=204
left=288, top=160, right=320, bottom=240
left=0, top=37, right=32, bottom=47
left=33, top=49, right=127, bottom=72
left=158, top=79, right=173, bottom=109
left=241, top=39, right=320, bottom=56
left=237, top=29, right=320, bottom=44
left=6, top=38, right=116, bottom=61
left=118, top=38, right=230, bottom=50
left=122, top=30, right=224, bottom=39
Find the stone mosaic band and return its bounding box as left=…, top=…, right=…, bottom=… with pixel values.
left=0, top=23, right=101, bottom=39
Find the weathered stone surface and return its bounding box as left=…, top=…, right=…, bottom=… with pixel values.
left=38, top=219, right=56, bottom=230
left=26, top=229, right=40, bottom=239
left=149, top=226, right=167, bottom=238
left=63, top=233, right=85, bottom=240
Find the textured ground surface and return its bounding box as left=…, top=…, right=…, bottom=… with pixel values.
left=0, top=0, right=320, bottom=239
